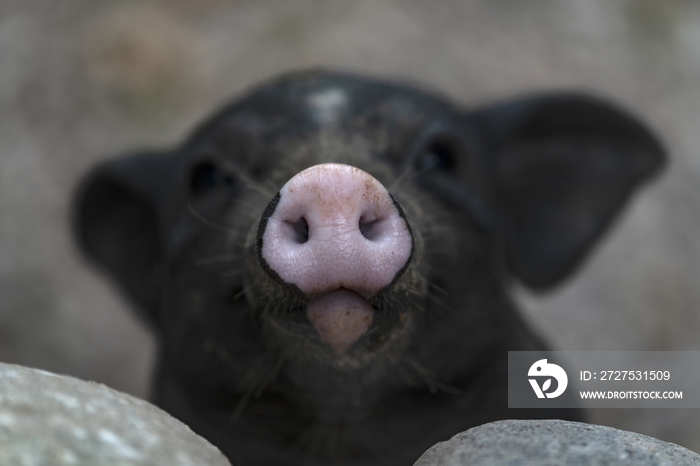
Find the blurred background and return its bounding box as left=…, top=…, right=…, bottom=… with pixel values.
left=1, top=0, right=699, bottom=453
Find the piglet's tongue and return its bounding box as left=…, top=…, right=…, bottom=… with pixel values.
left=306, top=289, right=374, bottom=354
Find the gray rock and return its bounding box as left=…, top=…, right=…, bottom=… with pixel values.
left=0, top=362, right=231, bottom=466
left=414, top=419, right=700, bottom=466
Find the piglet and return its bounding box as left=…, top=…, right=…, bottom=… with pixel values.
left=74, top=70, right=665, bottom=465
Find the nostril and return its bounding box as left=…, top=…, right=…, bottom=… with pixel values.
left=289, top=217, right=309, bottom=244
left=359, top=216, right=382, bottom=241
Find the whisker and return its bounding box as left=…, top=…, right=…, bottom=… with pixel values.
left=426, top=278, right=449, bottom=297
left=230, top=354, right=267, bottom=421
left=403, top=356, right=462, bottom=396
left=428, top=294, right=452, bottom=314
left=386, top=169, right=413, bottom=193
left=230, top=343, right=291, bottom=421
left=404, top=356, right=438, bottom=394
left=187, top=203, right=232, bottom=232
left=194, top=254, right=239, bottom=265
left=219, top=161, right=270, bottom=196
left=253, top=348, right=289, bottom=399
left=233, top=286, right=250, bottom=300
left=264, top=179, right=280, bottom=194
left=219, top=269, right=246, bottom=278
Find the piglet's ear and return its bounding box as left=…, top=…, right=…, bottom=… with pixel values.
left=73, top=153, right=174, bottom=328
left=474, top=93, right=666, bottom=290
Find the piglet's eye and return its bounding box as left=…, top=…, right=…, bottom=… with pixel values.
left=415, top=141, right=457, bottom=172
left=190, top=161, right=235, bottom=195
left=413, top=138, right=458, bottom=174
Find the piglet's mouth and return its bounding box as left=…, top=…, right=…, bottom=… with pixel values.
left=306, top=288, right=374, bottom=354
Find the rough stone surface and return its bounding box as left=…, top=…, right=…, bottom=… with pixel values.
left=0, top=362, right=231, bottom=466
left=414, top=420, right=700, bottom=466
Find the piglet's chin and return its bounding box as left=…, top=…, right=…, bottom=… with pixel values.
left=306, top=288, right=374, bottom=354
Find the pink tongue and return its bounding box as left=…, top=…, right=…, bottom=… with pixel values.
left=306, top=289, right=374, bottom=354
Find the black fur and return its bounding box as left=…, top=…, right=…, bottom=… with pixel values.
left=73, top=70, right=665, bottom=465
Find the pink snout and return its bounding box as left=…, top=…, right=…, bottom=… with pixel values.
left=257, top=163, right=413, bottom=353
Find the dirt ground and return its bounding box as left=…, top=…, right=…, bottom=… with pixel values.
left=1, top=0, right=699, bottom=453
